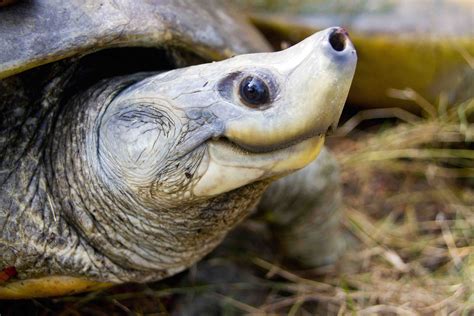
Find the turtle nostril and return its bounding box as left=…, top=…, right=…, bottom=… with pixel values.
left=328, top=28, right=347, bottom=52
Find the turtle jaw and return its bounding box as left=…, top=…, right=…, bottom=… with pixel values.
left=193, top=135, right=325, bottom=197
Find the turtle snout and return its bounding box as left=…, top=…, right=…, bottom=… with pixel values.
left=326, top=27, right=356, bottom=57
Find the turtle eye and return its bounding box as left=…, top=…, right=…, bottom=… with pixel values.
left=239, top=76, right=270, bottom=107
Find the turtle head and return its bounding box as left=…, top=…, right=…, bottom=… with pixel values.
left=100, top=27, right=357, bottom=201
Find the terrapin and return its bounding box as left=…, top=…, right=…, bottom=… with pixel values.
left=0, top=0, right=356, bottom=298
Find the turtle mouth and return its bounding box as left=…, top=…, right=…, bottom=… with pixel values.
left=174, top=121, right=331, bottom=159
left=216, top=127, right=328, bottom=154
left=214, top=133, right=325, bottom=155
left=193, top=133, right=325, bottom=197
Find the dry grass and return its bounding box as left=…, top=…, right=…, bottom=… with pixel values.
left=336, top=103, right=472, bottom=314
left=324, top=97, right=474, bottom=315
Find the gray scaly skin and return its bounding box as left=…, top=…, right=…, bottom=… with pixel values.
left=0, top=28, right=356, bottom=286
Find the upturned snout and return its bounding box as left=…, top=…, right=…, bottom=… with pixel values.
left=224, top=27, right=357, bottom=151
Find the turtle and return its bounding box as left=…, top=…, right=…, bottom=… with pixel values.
left=0, top=0, right=356, bottom=299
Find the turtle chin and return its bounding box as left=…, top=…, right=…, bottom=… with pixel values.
left=193, top=135, right=325, bottom=197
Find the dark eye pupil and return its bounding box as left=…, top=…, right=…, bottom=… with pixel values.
left=239, top=76, right=270, bottom=107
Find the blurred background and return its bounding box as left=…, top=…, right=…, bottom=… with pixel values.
left=2, top=0, right=473, bottom=315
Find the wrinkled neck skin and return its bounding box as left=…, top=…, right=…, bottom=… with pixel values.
left=43, top=76, right=269, bottom=282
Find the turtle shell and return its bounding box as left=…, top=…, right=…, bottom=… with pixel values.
left=0, top=0, right=271, bottom=80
